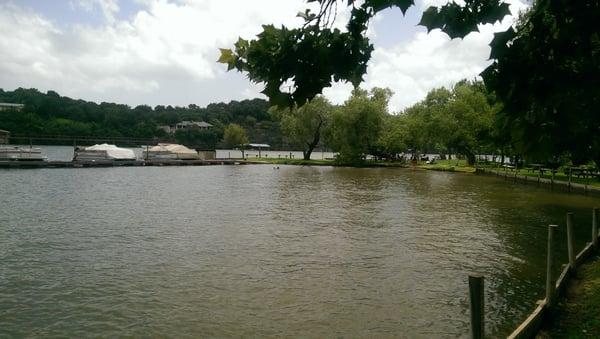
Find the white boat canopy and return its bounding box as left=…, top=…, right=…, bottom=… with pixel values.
left=84, top=143, right=136, bottom=160
left=147, top=143, right=197, bottom=155
left=144, top=143, right=199, bottom=160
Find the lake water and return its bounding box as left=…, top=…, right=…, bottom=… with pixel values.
left=1, top=150, right=599, bottom=337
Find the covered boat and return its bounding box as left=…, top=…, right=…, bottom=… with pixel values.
left=143, top=143, right=199, bottom=160
left=73, top=143, right=136, bottom=161
left=0, top=146, right=47, bottom=161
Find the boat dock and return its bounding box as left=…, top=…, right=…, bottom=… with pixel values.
left=0, top=159, right=257, bottom=169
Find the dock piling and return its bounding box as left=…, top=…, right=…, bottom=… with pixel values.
left=546, top=224, right=558, bottom=307
left=566, top=213, right=576, bottom=272
left=593, top=208, right=599, bottom=248
left=469, top=274, right=484, bottom=339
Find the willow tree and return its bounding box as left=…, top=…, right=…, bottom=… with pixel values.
left=218, top=0, right=511, bottom=107
left=270, top=96, right=332, bottom=160
left=327, top=88, right=391, bottom=163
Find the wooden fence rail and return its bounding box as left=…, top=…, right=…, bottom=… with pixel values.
left=469, top=208, right=600, bottom=339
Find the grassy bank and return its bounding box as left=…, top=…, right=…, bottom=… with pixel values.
left=482, top=166, right=600, bottom=188
left=250, top=157, right=479, bottom=171
left=250, top=157, right=409, bottom=168
left=417, top=159, right=476, bottom=173
left=538, top=256, right=600, bottom=338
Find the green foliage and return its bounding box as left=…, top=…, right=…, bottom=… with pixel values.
left=394, top=80, right=498, bottom=165
left=327, top=87, right=391, bottom=163
left=376, top=115, right=408, bottom=159
left=482, top=0, right=600, bottom=167
left=219, top=0, right=510, bottom=107
left=270, top=96, right=332, bottom=160
left=223, top=123, right=249, bottom=149
left=419, top=0, right=511, bottom=39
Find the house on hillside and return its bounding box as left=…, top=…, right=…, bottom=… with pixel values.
left=158, top=121, right=213, bottom=134
left=0, top=129, right=9, bottom=144
left=175, top=121, right=213, bottom=131
left=0, top=103, right=24, bottom=111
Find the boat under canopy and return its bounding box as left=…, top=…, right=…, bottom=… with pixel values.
left=0, top=146, right=47, bottom=161
left=143, top=143, right=199, bottom=160
left=73, top=143, right=136, bottom=161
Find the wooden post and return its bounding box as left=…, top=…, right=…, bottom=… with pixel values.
left=567, top=213, right=576, bottom=271
left=469, top=274, right=484, bottom=339
left=593, top=208, right=599, bottom=249
left=546, top=224, right=558, bottom=307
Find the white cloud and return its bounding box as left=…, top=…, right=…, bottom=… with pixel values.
left=74, top=0, right=120, bottom=23
left=0, top=0, right=315, bottom=105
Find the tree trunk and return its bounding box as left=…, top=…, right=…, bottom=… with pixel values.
left=466, top=152, right=476, bottom=166
left=303, top=117, right=324, bottom=161
left=458, top=146, right=476, bottom=166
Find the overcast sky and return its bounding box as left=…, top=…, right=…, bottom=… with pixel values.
left=0, top=0, right=528, bottom=112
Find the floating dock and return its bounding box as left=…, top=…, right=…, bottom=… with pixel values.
left=0, top=159, right=257, bottom=169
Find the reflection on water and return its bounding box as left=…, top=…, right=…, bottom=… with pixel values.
left=1, top=163, right=599, bottom=337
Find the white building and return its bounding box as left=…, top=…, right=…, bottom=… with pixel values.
left=0, top=129, right=9, bottom=144
left=159, top=121, right=213, bottom=134
left=0, top=103, right=24, bottom=111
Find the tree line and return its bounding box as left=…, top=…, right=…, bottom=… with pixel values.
left=0, top=88, right=282, bottom=149
left=271, top=80, right=500, bottom=165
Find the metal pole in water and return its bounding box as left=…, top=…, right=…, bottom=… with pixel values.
left=567, top=213, right=576, bottom=272
left=469, top=274, right=484, bottom=339
left=593, top=208, right=599, bottom=249
left=546, top=224, right=558, bottom=307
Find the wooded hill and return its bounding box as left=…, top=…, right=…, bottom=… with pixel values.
left=0, top=88, right=283, bottom=149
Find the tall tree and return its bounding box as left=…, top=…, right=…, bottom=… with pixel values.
left=397, top=80, right=497, bottom=165
left=482, top=0, right=600, bottom=166
left=219, top=0, right=511, bottom=107
left=327, top=88, right=391, bottom=163
left=223, top=123, right=249, bottom=158
left=270, top=96, right=331, bottom=160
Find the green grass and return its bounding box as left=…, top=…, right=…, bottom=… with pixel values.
left=417, top=159, right=476, bottom=173
left=250, top=157, right=480, bottom=171
left=251, top=158, right=334, bottom=166
left=539, top=256, right=600, bottom=338
left=249, top=157, right=409, bottom=167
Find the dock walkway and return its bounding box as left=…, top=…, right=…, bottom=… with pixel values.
left=0, top=159, right=257, bottom=169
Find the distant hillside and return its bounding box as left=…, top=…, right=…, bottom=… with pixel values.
left=0, top=88, right=285, bottom=149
